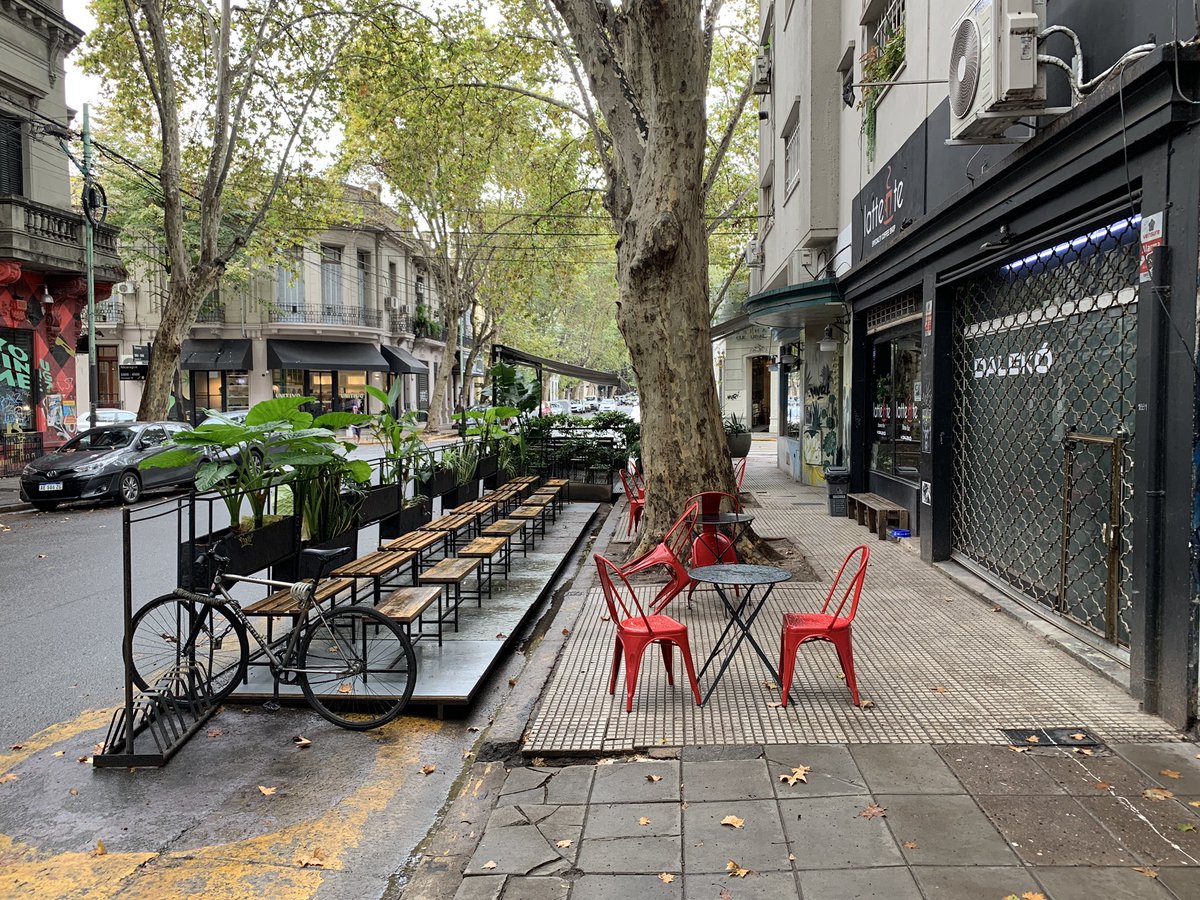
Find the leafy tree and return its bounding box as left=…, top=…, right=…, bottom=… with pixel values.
left=80, top=0, right=366, bottom=421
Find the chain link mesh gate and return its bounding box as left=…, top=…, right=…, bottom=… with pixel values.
left=951, top=216, right=1139, bottom=646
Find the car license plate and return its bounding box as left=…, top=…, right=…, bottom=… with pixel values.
left=38, top=482, right=63, bottom=492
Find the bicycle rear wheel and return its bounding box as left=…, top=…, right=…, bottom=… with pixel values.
left=128, top=594, right=247, bottom=703
left=299, top=606, right=416, bottom=730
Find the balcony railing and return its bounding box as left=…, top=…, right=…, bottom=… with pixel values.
left=196, top=300, right=224, bottom=323
left=269, top=303, right=383, bottom=329
left=391, top=310, right=412, bottom=333
left=414, top=320, right=448, bottom=341
left=0, top=196, right=123, bottom=279
left=94, top=298, right=124, bottom=323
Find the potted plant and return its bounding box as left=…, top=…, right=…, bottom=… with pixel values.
left=418, top=446, right=457, bottom=499
left=724, top=413, right=752, bottom=458
left=145, top=396, right=369, bottom=583
left=439, top=441, right=480, bottom=509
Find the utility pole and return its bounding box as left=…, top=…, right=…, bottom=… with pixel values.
left=82, top=104, right=98, bottom=433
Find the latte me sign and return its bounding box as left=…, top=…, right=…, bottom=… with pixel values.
left=852, top=123, right=927, bottom=266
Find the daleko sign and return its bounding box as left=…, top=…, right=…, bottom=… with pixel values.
left=852, top=122, right=927, bottom=266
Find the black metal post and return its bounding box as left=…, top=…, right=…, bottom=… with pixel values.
left=121, top=506, right=135, bottom=754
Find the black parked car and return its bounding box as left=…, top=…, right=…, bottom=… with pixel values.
left=19, top=422, right=199, bottom=510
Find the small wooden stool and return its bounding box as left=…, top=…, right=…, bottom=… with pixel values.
left=483, top=518, right=531, bottom=556
left=377, top=585, right=444, bottom=646
left=418, top=556, right=483, bottom=630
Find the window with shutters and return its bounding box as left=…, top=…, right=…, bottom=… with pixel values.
left=0, top=115, right=23, bottom=196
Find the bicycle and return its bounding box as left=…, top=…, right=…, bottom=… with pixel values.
left=126, top=545, right=417, bottom=730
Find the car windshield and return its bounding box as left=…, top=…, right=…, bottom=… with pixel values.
left=62, top=428, right=135, bottom=451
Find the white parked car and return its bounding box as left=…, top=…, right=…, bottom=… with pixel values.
left=598, top=398, right=618, bottom=412
left=76, top=408, right=136, bottom=432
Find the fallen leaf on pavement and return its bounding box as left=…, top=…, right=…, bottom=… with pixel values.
left=258, top=786, right=277, bottom=796
left=93, top=840, right=106, bottom=856
left=468, top=726, right=480, bottom=733
left=337, top=684, right=352, bottom=694
left=599, top=615, right=611, bottom=622
left=1160, top=769, right=1182, bottom=779
left=835, top=673, right=846, bottom=680
left=720, top=815, right=745, bottom=829
left=767, top=701, right=784, bottom=708
left=859, top=699, right=875, bottom=709
left=0, top=773, right=19, bottom=784
left=1189, top=800, right=1200, bottom=808
left=495, top=632, right=507, bottom=639
left=657, top=873, right=675, bottom=884
left=903, top=840, right=919, bottom=849
left=93, top=743, right=104, bottom=755
left=991, top=605, right=1002, bottom=612
left=561, top=628, right=570, bottom=636
left=1094, top=782, right=1114, bottom=790
left=531, top=757, right=546, bottom=767
left=646, top=774, right=663, bottom=783
left=52, top=751, right=64, bottom=757
left=1133, top=867, right=1159, bottom=878
left=779, top=766, right=810, bottom=786
left=295, top=848, right=326, bottom=868
left=555, top=839, right=573, bottom=848
left=482, top=860, right=497, bottom=870
left=719, top=890, right=733, bottom=900
left=8, top=744, right=22, bottom=751
left=1143, top=787, right=1174, bottom=801
left=1070, top=733, right=1087, bottom=741
left=77, top=756, right=89, bottom=764
left=1008, top=746, right=1029, bottom=753
left=1021, top=893, right=1046, bottom=900
left=508, top=678, right=517, bottom=687
left=788, top=853, right=795, bottom=861
left=1176, top=823, right=1196, bottom=833
left=930, top=686, right=948, bottom=694
left=1075, top=748, right=1095, bottom=757
left=69, top=788, right=78, bottom=796
left=207, top=729, right=224, bottom=738
left=638, top=817, right=651, bottom=826
left=36, top=554, right=46, bottom=559
left=858, top=803, right=887, bottom=819
left=1025, top=735, right=1040, bottom=744
left=420, top=764, right=436, bottom=776
left=726, top=859, right=750, bottom=878
left=293, top=736, right=312, bottom=749
left=463, top=750, right=473, bottom=759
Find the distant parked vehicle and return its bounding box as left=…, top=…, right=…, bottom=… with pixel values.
left=549, top=399, right=573, bottom=416
left=599, top=398, right=618, bottom=412
left=20, top=422, right=201, bottom=510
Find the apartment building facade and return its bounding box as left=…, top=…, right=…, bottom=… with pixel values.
left=0, top=0, right=123, bottom=469
left=747, top=0, right=1200, bottom=727
left=82, top=189, right=460, bottom=425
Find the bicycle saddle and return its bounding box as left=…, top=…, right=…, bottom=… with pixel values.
left=301, top=547, right=353, bottom=566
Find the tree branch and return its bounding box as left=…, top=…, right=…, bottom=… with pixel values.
left=438, top=81, right=590, bottom=124
left=706, top=183, right=752, bottom=236
left=702, top=69, right=753, bottom=197
left=709, top=254, right=744, bottom=319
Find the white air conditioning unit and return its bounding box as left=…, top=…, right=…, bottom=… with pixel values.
left=745, top=238, right=764, bottom=268
left=114, top=281, right=136, bottom=295
left=948, top=0, right=1047, bottom=142
left=752, top=52, right=772, bottom=95
left=788, top=248, right=814, bottom=284
left=385, top=295, right=402, bottom=311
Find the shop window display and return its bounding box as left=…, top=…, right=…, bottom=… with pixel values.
left=870, top=322, right=922, bottom=482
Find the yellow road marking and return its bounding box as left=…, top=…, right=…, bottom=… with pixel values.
left=2, top=710, right=441, bottom=898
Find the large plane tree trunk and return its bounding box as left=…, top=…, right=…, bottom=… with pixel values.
left=550, top=0, right=738, bottom=558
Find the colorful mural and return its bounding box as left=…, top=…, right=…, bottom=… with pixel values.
left=0, top=262, right=107, bottom=448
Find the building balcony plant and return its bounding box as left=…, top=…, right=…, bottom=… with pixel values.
left=858, top=24, right=906, bottom=168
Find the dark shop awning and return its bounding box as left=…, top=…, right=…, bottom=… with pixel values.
left=266, top=339, right=389, bottom=372
left=492, top=344, right=626, bottom=388
left=381, top=345, right=430, bottom=375
left=180, top=338, right=252, bottom=371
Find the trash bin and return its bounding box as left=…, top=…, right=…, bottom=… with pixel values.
left=824, top=466, right=850, bottom=517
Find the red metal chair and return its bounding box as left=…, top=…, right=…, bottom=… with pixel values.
left=621, top=501, right=700, bottom=614
left=685, top=491, right=742, bottom=602
left=733, top=457, right=748, bottom=492
left=595, top=554, right=702, bottom=711
left=779, top=545, right=870, bottom=707
left=618, top=467, right=644, bottom=535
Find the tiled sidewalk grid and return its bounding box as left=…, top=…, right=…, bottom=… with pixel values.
left=526, top=452, right=1179, bottom=753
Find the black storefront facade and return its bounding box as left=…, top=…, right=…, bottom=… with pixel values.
left=841, top=46, right=1200, bottom=731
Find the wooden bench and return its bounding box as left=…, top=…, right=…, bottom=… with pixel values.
left=242, top=577, right=355, bottom=644
left=847, top=492, right=910, bottom=540
left=524, top=491, right=559, bottom=523
left=509, top=503, right=549, bottom=540
left=483, top=518, right=531, bottom=556
left=507, top=475, right=540, bottom=501
left=530, top=484, right=565, bottom=517
left=377, top=585, right=444, bottom=646
left=486, top=485, right=522, bottom=516
left=332, top=550, right=417, bottom=602
left=454, top=497, right=501, bottom=527
left=380, top=529, right=448, bottom=566
left=457, top=535, right=510, bottom=592
left=419, top=512, right=477, bottom=551
left=418, top=556, right=483, bottom=631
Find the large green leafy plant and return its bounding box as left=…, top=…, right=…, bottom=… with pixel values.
left=142, top=397, right=371, bottom=532
left=364, top=380, right=430, bottom=485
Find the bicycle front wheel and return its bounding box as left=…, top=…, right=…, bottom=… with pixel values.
left=128, top=594, right=247, bottom=703
left=299, top=606, right=416, bottom=730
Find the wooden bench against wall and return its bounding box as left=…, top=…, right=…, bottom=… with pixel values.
left=846, top=492, right=909, bottom=541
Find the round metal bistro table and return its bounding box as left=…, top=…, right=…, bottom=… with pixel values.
left=688, top=563, right=791, bottom=705
left=695, top=511, right=755, bottom=565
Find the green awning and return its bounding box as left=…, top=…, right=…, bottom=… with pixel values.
left=744, top=277, right=844, bottom=328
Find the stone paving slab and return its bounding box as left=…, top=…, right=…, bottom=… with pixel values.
left=525, top=455, right=1181, bottom=753
left=444, top=747, right=1200, bottom=899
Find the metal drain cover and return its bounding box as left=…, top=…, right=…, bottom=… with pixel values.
left=1002, top=727, right=1101, bottom=747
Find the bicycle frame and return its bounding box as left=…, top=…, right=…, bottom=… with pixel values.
left=192, top=573, right=347, bottom=677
